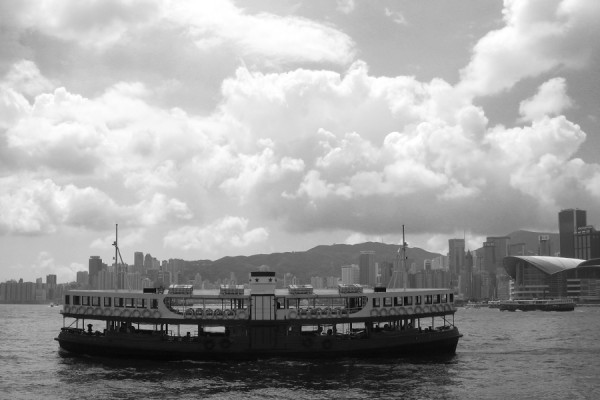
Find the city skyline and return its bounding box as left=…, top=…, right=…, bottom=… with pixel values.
left=2, top=1, right=600, bottom=283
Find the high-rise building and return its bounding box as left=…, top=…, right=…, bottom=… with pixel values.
left=448, top=239, right=465, bottom=276
left=359, top=251, right=376, bottom=286
left=89, top=256, right=104, bottom=289
left=134, top=252, right=144, bottom=274
left=574, top=226, right=600, bottom=260
left=341, top=264, right=359, bottom=285
left=559, top=208, right=587, bottom=258
left=538, top=235, right=552, bottom=256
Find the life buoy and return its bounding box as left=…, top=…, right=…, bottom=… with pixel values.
left=112, top=309, right=122, bottom=317
left=93, top=307, right=103, bottom=316
left=237, top=310, right=247, bottom=320
left=153, top=310, right=161, bottom=319
left=225, top=310, right=235, bottom=319
left=414, top=306, right=421, bottom=314
left=300, top=309, right=309, bottom=319
left=323, top=307, right=332, bottom=317
left=370, top=309, right=379, bottom=317
left=132, top=309, right=141, bottom=318
left=288, top=310, right=297, bottom=319
left=406, top=307, right=414, bottom=315
left=85, top=307, right=93, bottom=315
left=214, top=310, right=224, bottom=319
left=63, top=305, right=70, bottom=314
left=204, top=339, right=215, bottom=351
left=184, top=309, right=195, bottom=319
left=104, top=308, right=112, bottom=317
left=398, top=308, right=407, bottom=315
left=220, top=338, right=232, bottom=349
left=302, top=337, right=314, bottom=348
left=195, top=309, right=203, bottom=319
left=379, top=308, right=388, bottom=317
left=322, top=339, right=333, bottom=350
left=389, top=307, right=397, bottom=316
left=340, top=309, right=349, bottom=318
left=142, top=309, right=151, bottom=318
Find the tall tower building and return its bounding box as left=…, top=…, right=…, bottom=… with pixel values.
left=559, top=208, right=587, bottom=258
left=448, top=239, right=465, bottom=276
left=359, top=251, right=376, bottom=286
left=134, top=252, right=144, bottom=274
left=88, top=256, right=103, bottom=289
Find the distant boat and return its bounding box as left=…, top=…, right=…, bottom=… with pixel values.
left=498, top=298, right=575, bottom=312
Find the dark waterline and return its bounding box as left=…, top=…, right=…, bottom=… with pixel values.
left=1, top=305, right=599, bottom=399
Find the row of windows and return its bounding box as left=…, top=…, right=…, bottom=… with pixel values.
left=65, top=295, right=158, bottom=309
left=372, top=293, right=453, bottom=308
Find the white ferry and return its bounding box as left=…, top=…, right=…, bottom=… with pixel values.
left=56, top=271, right=461, bottom=360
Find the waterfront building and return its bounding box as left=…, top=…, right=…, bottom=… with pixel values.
left=502, top=256, right=596, bottom=301
left=341, top=264, right=359, bottom=285
left=559, top=208, right=587, bottom=258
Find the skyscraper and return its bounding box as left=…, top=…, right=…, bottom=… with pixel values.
left=89, top=256, right=103, bottom=289
left=448, top=239, right=465, bottom=276
left=134, top=251, right=144, bottom=274
left=559, top=208, right=587, bottom=258
left=359, top=251, right=376, bottom=286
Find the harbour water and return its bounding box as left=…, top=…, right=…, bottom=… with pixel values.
left=1, top=304, right=599, bottom=399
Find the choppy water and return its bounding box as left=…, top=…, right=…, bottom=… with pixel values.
left=1, top=304, right=599, bottom=399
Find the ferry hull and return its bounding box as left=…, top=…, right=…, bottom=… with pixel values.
left=56, top=328, right=461, bottom=360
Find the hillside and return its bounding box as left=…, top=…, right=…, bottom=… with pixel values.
left=182, top=242, right=441, bottom=284
left=182, top=230, right=560, bottom=284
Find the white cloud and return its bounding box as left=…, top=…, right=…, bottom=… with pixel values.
left=336, top=0, right=355, bottom=15
left=519, top=77, right=573, bottom=122
left=459, top=0, right=600, bottom=97
left=163, top=216, right=269, bottom=253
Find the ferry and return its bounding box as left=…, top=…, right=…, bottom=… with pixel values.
left=498, top=298, right=575, bottom=312
left=56, top=273, right=461, bottom=360
left=55, top=226, right=461, bottom=360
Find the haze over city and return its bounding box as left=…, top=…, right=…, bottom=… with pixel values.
left=1, top=0, right=600, bottom=283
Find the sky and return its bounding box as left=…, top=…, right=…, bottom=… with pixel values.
left=1, top=0, right=600, bottom=283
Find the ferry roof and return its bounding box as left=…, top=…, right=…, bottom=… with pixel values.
left=503, top=256, right=585, bottom=279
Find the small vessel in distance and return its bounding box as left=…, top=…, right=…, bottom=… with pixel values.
left=498, top=298, right=575, bottom=312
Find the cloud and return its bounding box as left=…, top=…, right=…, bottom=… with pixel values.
left=336, top=0, right=355, bottom=14
left=459, top=0, right=600, bottom=97
left=163, top=216, right=269, bottom=253
left=519, top=77, right=573, bottom=122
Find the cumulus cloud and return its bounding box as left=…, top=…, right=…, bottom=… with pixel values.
left=459, top=0, right=600, bottom=97
left=519, top=77, right=573, bottom=122
left=163, top=216, right=269, bottom=252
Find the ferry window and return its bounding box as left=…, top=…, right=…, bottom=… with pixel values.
left=91, top=296, right=100, bottom=307
left=415, top=296, right=422, bottom=305
left=403, top=296, right=412, bottom=306
left=125, top=298, right=135, bottom=308
left=383, top=297, right=392, bottom=307
left=394, top=297, right=402, bottom=306
left=104, top=297, right=111, bottom=307
left=449, top=293, right=454, bottom=303
left=114, top=297, right=124, bottom=307
left=425, top=295, right=432, bottom=305
left=441, top=294, right=447, bottom=303
left=435, top=294, right=441, bottom=304
left=65, top=295, right=70, bottom=305
left=135, top=298, right=145, bottom=308
left=373, top=298, right=381, bottom=308
left=72, top=296, right=80, bottom=305
left=82, top=296, right=90, bottom=306
left=151, top=299, right=158, bottom=309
